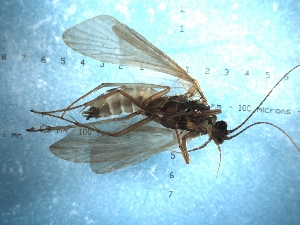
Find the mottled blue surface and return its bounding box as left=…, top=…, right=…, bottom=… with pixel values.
left=0, top=1, right=300, bottom=224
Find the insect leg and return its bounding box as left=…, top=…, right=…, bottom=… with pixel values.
left=77, top=115, right=152, bottom=137
left=59, top=83, right=108, bottom=117
left=29, top=84, right=112, bottom=117
left=186, top=139, right=222, bottom=179
left=51, top=83, right=169, bottom=117
left=30, top=87, right=144, bottom=117
left=141, top=85, right=170, bottom=107
left=27, top=110, right=143, bottom=133
left=174, top=129, right=201, bottom=164
left=30, top=101, right=93, bottom=115
left=63, top=83, right=169, bottom=114
left=30, top=83, right=168, bottom=117
left=49, top=115, right=152, bottom=137
left=105, top=116, right=153, bottom=137
left=187, top=138, right=212, bottom=152
left=28, top=111, right=151, bottom=136
left=174, top=127, right=187, bottom=162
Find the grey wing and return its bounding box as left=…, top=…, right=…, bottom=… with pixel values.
left=90, top=124, right=181, bottom=174
left=62, top=15, right=207, bottom=102
left=49, top=117, right=121, bottom=163
left=49, top=128, right=98, bottom=163
left=49, top=121, right=182, bottom=174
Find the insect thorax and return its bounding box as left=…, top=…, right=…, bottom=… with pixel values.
left=151, top=97, right=217, bottom=134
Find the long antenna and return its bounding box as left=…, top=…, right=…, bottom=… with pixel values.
left=226, top=121, right=300, bottom=152
left=228, top=65, right=300, bottom=134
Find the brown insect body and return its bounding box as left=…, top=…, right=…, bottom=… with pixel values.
left=84, top=86, right=219, bottom=134
left=26, top=15, right=299, bottom=175
left=80, top=84, right=225, bottom=164
left=146, top=96, right=226, bottom=144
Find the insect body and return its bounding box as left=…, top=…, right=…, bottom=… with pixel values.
left=27, top=15, right=300, bottom=174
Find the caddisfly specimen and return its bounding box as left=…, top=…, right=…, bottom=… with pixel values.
left=27, top=15, right=300, bottom=175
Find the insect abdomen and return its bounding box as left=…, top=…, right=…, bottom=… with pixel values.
left=83, top=87, right=156, bottom=118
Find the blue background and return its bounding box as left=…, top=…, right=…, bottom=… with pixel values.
left=0, top=0, right=300, bottom=224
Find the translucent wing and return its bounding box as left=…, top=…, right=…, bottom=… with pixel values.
left=50, top=121, right=184, bottom=174
left=62, top=15, right=207, bottom=103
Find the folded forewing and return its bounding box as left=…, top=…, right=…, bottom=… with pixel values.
left=49, top=118, right=122, bottom=163
left=63, top=15, right=190, bottom=81
left=49, top=127, right=98, bottom=163
left=49, top=120, right=184, bottom=173
left=90, top=123, right=182, bottom=174
left=62, top=15, right=204, bottom=99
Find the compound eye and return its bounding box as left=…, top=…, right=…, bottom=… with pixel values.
left=215, top=120, right=227, bottom=131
